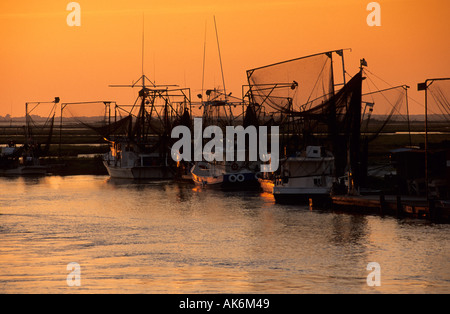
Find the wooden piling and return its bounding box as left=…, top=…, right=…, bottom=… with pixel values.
left=396, top=194, right=402, bottom=217
left=429, top=199, right=436, bottom=221
left=379, top=192, right=386, bottom=215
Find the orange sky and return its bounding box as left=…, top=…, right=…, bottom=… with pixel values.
left=0, top=0, right=449, bottom=117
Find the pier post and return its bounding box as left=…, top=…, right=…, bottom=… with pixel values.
left=429, top=199, right=437, bottom=221
left=396, top=194, right=402, bottom=217
left=379, top=192, right=386, bottom=215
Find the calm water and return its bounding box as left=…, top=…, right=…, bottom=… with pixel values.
left=0, top=175, right=449, bottom=294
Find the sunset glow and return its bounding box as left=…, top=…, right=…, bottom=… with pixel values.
left=1, top=0, right=449, bottom=117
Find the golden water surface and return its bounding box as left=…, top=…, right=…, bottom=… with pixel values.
left=0, top=175, right=449, bottom=293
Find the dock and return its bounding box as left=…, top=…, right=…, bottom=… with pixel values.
left=330, top=193, right=450, bottom=222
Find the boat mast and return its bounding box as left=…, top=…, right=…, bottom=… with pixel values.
left=142, top=13, right=145, bottom=81
left=138, top=14, right=149, bottom=143
left=418, top=79, right=430, bottom=200
left=214, top=16, right=227, bottom=101
left=201, top=20, right=207, bottom=101
left=327, top=51, right=337, bottom=155
left=347, top=61, right=365, bottom=195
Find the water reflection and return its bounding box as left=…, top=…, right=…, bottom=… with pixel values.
left=0, top=175, right=449, bottom=293
left=330, top=215, right=369, bottom=246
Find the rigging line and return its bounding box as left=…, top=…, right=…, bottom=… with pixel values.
left=431, top=86, right=450, bottom=113
left=407, top=94, right=425, bottom=109
left=364, top=69, right=407, bottom=117
left=429, top=87, right=450, bottom=117
left=363, top=75, right=409, bottom=140
left=365, top=73, right=401, bottom=114
left=364, top=69, right=411, bottom=119
left=363, top=84, right=409, bottom=96
left=377, top=88, right=408, bottom=121
left=364, top=68, right=395, bottom=89
left=305, top=57, right=330, bottom=110
left=248, top=49, right=351, bottom=73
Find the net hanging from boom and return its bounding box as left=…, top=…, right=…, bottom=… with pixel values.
left=246, top=52, right=334, bottom=118
left=426, top=79, right=450, bottom=135
left=361, top=84, right=410, bottom=141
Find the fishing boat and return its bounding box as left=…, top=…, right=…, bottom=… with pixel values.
left=0, top=144, right=47, bottom=176
left=102, top=75, right=192, bottom=180
left=245, top=50, right=349, bottom=199
left=245, top=49, right=369, bottom=202
left=0, top=98, right=59, bottom=177
left=187, top=18, right=263, bottom=189
left=103, top=142, right=174, bottom=179
left=189, top=89, right=262, bottom=189
left=191, top=160, right=260, bottom=189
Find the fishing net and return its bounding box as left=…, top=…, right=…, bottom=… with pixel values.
left=108, top=87, right=192, bottom=143
left=361, top=84, right=410, bottom=141
left=425, top=79, right=450, bottom=197
left=246, top=51, right=334, bottom=118
left=62, top=101, right=111, bottom=126
left=24, top=100, right=59, bottom=154
left=287, top=72, right=363, bottom=179
left=426, top=78, right=450, bottom=136
left=60, top=101, right=112, bottom=144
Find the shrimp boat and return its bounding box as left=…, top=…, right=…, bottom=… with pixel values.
left=190, top=90, right=261, bottom=189
left=245, top=49, right=368, bottom=202
left=191, top=160, right=260, bottom=189
left=103, top=142, right=174, bottom=179
left=102, top=74, right=192, bottom=180
left=0, top=143, right=47, bottom=176
left=0, top=98, right=60, bottom=176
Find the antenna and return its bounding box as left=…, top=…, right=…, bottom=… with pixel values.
left=214, top=16, right=227, bottom=100
left=141, top=13, right=145, bottom=85
left=201, top=20, right=207, bottom=100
